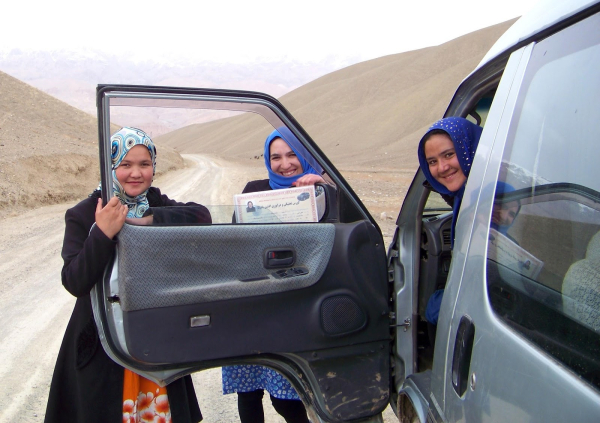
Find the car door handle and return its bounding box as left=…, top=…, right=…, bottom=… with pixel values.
left=452, top=315, right=475, bottom=397
left=264, top=248, right=296, bottom=269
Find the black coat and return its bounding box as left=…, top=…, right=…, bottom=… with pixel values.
left=45, top=188, right=210, bottom=423
left=242, top=179, right=271, bottom=194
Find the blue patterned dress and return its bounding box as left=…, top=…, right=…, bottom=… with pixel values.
left=221, top=365, right=300, bottom=400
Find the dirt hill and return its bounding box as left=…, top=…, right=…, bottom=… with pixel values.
left=0, top=73, right=183, bottom=218
left=157, top=19, right=515, bottom=172
left=0, top=18, right=515, bottom=218
left=0, top=71, right=102, bottom=217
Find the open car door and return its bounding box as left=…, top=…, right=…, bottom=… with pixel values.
left=90, top=85, right=392, bottom=422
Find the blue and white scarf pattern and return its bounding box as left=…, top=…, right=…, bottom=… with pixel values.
left=109, top=127, right=157, bottom=218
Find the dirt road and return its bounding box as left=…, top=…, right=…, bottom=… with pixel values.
left=0, top=154, right=397, bottom=422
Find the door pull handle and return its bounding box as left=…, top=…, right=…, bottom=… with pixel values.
left=264, top=248, right=296, bottom=269
left=451, top=315, right=475, bottom=397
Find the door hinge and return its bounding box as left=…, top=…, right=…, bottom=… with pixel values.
left=398, top=318, right=411, bottom=331
left=390, top=312, right=411, bottom=331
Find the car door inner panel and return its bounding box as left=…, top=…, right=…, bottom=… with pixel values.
left=117, top=223, right=335, bottom=310
left=108, top=220, right=390, bottom=367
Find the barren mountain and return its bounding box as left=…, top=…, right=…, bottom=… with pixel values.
left=0, top=48, right=353, bottom=119
left=157, top=19, right=515, bottom=172
left=0, top=19, right=515, bottom=219
left=0, top=71, right=101, bottom=217
left=0, top=73, right=181, bottom=218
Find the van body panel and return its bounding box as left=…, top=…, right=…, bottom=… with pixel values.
left=447, top=11, right=600, bottom=422
left=476, top=0, right=599, bottom=71
left=398, top=6, right=600, bottom=422
left=434, top=42, right=533, bottom=416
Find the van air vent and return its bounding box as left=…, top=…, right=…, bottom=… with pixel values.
left=442, top=229, right=451, bottom=245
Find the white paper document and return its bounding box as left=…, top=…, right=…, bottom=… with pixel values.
left=488, top=228, right=544, bottom=279
left=234, top=186, right=319, bottom=223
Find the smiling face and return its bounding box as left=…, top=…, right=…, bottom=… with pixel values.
left=423, top=133, right=467, bottom=192
left=114, top=145, right=153, bottom=197
left=269, top=138, right=303, bottom=177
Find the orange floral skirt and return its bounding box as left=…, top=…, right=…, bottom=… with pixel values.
left=122, top=368, right=171, bottom=423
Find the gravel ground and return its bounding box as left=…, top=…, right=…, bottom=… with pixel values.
left=0, top=155, right=399, bottom=422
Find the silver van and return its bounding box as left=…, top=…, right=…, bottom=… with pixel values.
left=92, top=0, right=600, bottom=421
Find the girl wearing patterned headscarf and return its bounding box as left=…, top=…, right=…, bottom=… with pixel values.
left=45, top=127, right=208, bottom=423
left=222, top=128, right=322, bottom=423
left=418, top=116, right=483, bottom=248
left=418, top=117, right=482, bottom=329
left=109, top=126, right=157, bottom=217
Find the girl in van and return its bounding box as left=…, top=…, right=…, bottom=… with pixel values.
left=222, top=127, right=325, bottom=423
left=45, top=127, right=209, bottom=423
left=417, top=117, right=483, bottom=328
left=418, top=116, right=483, bottom=248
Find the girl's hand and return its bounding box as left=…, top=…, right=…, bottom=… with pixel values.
left=95, top=197, right=127, bottom=239
left=292, top=174, right=325, bottom=187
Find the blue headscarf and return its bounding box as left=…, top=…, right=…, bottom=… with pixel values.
left=108, top=127, right=157, bottom=218
left=417, top=117, right=483, bottom=247
left=264, top=127, right=322, bottom=190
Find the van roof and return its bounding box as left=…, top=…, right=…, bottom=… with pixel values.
left=475, top=0, right=599, bottom=71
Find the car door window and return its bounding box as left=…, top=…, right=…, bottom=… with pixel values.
left=485, top=12, right=600, bottom=390
left=101, top=100, right=348, bottom=225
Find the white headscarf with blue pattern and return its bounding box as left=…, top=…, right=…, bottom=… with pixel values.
left=109, top=127, right=157, bottom=218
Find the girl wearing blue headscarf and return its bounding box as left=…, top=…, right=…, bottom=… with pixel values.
left=222, top=128, right=321, bottom=423
left=417, top=117, right=482, bottom=330
left=261, top=127, right=324, bottom=190
left=418, top=116, right=483, bottom=248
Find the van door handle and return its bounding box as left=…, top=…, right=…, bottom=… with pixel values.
left=451, top=315, right=475, bottom=397
left=264, top=248, right=296, bottom=269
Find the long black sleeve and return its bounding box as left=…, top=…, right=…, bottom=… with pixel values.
left=146, top=187, right=212, bottom=224
left=61, top=195, right=117, bottom=298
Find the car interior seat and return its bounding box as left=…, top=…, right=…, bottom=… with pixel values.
left=561, top=230, right=600, bottom=332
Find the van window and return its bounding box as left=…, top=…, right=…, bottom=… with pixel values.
left=467, top=90, right=495, bottom=127
left=424, top=191, right=452, bottom=214
left=486, top=12, right=600, bottom=390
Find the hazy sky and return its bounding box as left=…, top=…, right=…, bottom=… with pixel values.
left=3, top=0, right=539, bottom=64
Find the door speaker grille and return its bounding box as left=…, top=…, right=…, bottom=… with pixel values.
left=320, top=295, right=367, bottom=335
